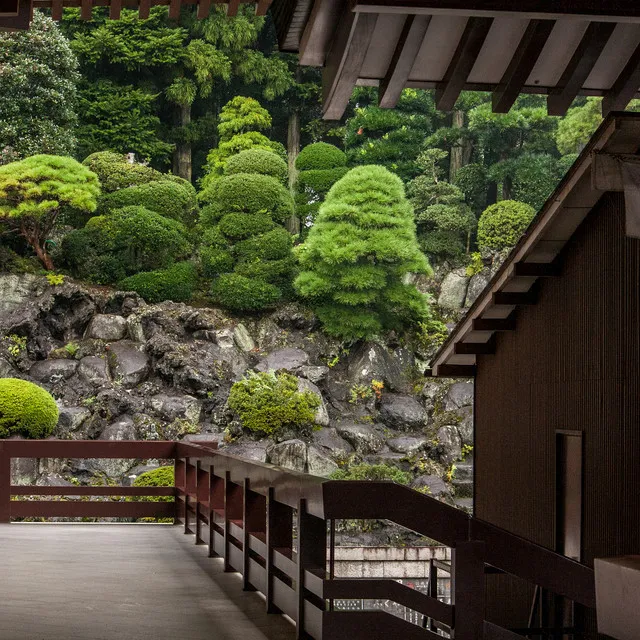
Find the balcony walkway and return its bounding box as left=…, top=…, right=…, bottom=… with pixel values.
left=0, top=523, right=295, bottom=640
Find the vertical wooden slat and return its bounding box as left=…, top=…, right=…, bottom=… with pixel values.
left=207, top=465, right=217, bottom=557
left=138, top=0, right=151, bottom=20
left=224, top=472, right=243, bottom=573
left=226, top=0, right=240, bottom=17
left=168, top=0, right=181, bottom=20
left=51, top=0, right=63, bottom=21
left=174, top=457, right=186, bottom=526
left=452, top=541, right=486, bottom=640
left=266, top=487, right=293, bottom=614
left=255, top=0, right=270, bottom=16
left=109, top=0, right=121, bottom=19
left=80, top=0, right=92, bottom=20
left=196, top=0, right=211, bottom=19
left=242, top=478, right=266, bottom=591
left=0, top=443, right=10, bottom=524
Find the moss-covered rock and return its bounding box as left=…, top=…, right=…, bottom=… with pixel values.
left=0, top=378, right=59, bottom=438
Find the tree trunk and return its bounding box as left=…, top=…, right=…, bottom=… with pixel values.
left=285, top=108, right=301, bottom=235
left=21, top=219, right=54, bottom=271
left=449, top=109, right=465, bottom=182
left=173, top=103, right=192, bottom=182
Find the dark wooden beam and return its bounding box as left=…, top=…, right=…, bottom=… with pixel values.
left=514, top=261, right=561, bottom=277
left=80, top=0, right=92, bottom=19
left=51, top=0, right=63, bottom=20
left=435, top=17, right=493, bottom=111
left=492, top=20, right=554, bottom=113
left=255, top=0, right=270, bottom=16
left=547, top=22, right=616, bottom=116
left=168, top=0, right=180, bottom=19
left=138, top=0, right=150, bottom=19
left=323, top=9, right=378, bottom=120
left=472, top=314, right=516, bottom=332
left=493, top=289, right=537, bottom=306
left=226, top=0, right=240, bottom=16
left=109, top=0, right=121, bottom=19
left=455, top=339, right=495, bottom=355
left=379, top=14, right=431, bottom=108
left=196, top=0, right=211, bottom=19
left=434, top=364, right=476, bottom=378
left=602, top=42, right=640, bottom=114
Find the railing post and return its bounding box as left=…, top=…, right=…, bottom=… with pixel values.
left=0, top=443, right=10, bottom=523
left=224, top=471, right=243, bottom=572
left=452, top=541, right=486, bottom=640
left=296, top=498, right=326, bottom=640
left=208, top=465, right=217, bottom=557
left=173, top=455, right=186, bottom=525
left=195, top=461, right=202, bottom=544
left=242, top=478, right=266, bottom=591
left=266, top=487, right=293, bottom=614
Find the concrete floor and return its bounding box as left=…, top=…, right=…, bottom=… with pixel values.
left=0, top=524, right=295, bottom=640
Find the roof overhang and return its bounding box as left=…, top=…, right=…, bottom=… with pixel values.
left=271, top=0, right=640, bottom=119
left=429, top=112, right=640, bottom=379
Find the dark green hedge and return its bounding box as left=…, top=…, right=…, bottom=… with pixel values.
left=119, top=262, right=198, bottom=303
left=295, top=143, right=347, bottom=171
left=218, top=213, right=275, bottom=241
left=224, top=149, right=288, bottom=184
left=210, top=273, right=280, bottom=311
left=234, top=227, right=292, bottom=262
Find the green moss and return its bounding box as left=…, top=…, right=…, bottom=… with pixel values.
left=128, top=465, right=174, bottom=523
left=0, top=378, right=59, bottom=438
left=228, top=371, right=320, bottom=436
left=330, top=463, right=411, bottom=485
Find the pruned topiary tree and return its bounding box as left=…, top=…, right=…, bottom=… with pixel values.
left=477, top=200, right=536, bottom=252
left=295, top=165, right=432, bottom=340
left=0, top=378, right=59, bottom=438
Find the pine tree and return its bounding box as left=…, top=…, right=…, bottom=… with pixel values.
left=295, top=165, right=432, bottom=340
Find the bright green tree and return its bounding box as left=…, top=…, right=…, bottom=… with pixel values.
left=0, top=155, right=100, bottom=270
left=295, top=165, right=432, bottom=340
left=0, top=12, right=80, bottom=164
left=477, top=200, right=536, bottom=252
left=407, top=149, right=476, bottom=261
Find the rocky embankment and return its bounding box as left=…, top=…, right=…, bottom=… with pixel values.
left=0, top=273, right=476, bottom=517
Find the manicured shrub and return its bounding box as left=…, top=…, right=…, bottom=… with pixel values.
left=297, top=167, right=348, bottom=194
left=210, top=273, right=280, bottom=311
left=128, top=465, right=174, bottom=523
left=477, top=200, right=536, bottom=251
left=199, top=203, right=224, bottom=227
left=119, top=262, right=197, bottom=303
left=295, top=142, right=346, bottom=171
left=225, top=149, right=288, bottom=184
left=234, top=256, right=296, bottom=290
left=100, top=180, right=198, bottom=226
left=234, top=227, right=292, bottom=262
left=0, top=378, right=59, bottom=438
left=202, top=173, right=294, bottom=222
left=295, top=165, right=432, bottom=340
left=82, top=151, right=158, bottom=192
left=228, top=371, right=320, bottom=436
left=330, top=463, right=411, bottom=485
left=200, top=246, right=234, bottom=277
left=218, top=213, right=275, bottom=241
left=63, top=206, right=191, bottom=283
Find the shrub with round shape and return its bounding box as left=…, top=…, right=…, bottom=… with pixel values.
left=200, top=245, right=234, bottom=278
left=228, top=371, right=320, bottom=436
left=477, top=200, right=536, bottom=251
left=218, top=213, right=275, bottom=241
left=234, top=227, right=292, bottom=262
left=0, top=378, right=59, bottom=438
left=225, top=149, right=288, bottom=184
left=82, top=152, right=158, bottom=192
left=119, top=262, right=197, bottom=303
left=202, top=173, right=294, bottom=222
left=199, top=203, right=224, bottom=227
left=100, top=180, right=198, bottom=226
left=127, top=465, right=174, bottom=522
left=210, top=273, right=280, bottom=311
left=234, top=256, right=296, bottom=291
left=295, top=142, right=347, bottom=171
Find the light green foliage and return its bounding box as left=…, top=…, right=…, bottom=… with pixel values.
left=408, top=149, right=476, bottom=260
left=63, top=206, right=191, bottom=283
left=330, top=463, right=411, bottom=485
left=76, top=80, right=173, bottom=166
left=119, top=261, right=197, bottom=303
left=217, top=96, right=272, bottom=139
left=128, top=465, right=174, bottom=522
left=228, top=371, right=320, bottom=436
left=218, top=213, right=275, bottom=240
left=555, top=98, right=603, bottom=156
left=417, top=314, right=449, bottom=356
left=46, top=273, right=65, bottom=286
left=210, top=273, right=281, bottom=311
left=465, top=252, right=484, bottom=277
left=295, top=165, right=432, bottom=340
left=0, top=378, right=59, bottom=439
left=225, top=149, right=288, bottom=184
left=0, top=12, right=79, bottom=162
left=477, top=200, right=536, bottom=251
left=0, top=155, right=100, bottom=270
left=83, top=151, right=166, bottom=193
left=295, top=142, right=347, bottom=171
left=100, top=180, right=198, bottom=225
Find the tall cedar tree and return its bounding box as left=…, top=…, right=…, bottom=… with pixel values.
left=295, top=165, right=432, bottom=340
left=0, top=155, right=100, bottom=270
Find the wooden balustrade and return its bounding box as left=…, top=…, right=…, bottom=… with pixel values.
left=0, top=439, right=597, bottom=639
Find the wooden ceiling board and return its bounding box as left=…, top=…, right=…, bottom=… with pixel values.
left=359, top=12, right=406, bottom=78
left=584, top=23, right=640, bottom=90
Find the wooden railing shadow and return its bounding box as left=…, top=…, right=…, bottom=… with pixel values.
left=0, top=440, right=596, bottom=640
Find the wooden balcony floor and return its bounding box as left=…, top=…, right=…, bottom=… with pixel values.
left=0, top=524, right=295, bottom=640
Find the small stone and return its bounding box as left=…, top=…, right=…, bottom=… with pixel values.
left=85, top=314, right=127, bottom=341
left=57, top=406, right=91, bottom=433
left=256, top=348, right=309, bottom=373
left=437, top=425, right=462, bottom=465
left=299, top=365, right=329, bottom=383
left=192, top=330, right=217, bottom=342
left=29, top=359, right=78, bottom=383
left=222, top=440, right=271, bottom=463
left=387, top=436, right=429, bottom=455
left=307, top=445, right=339, bottom=477
left=336, top=424, right=386, bottom=454
left=214, top=329, right=235, bottom=349
left=233, top=323, right=255, bottom=352
left=0, top=273, right=41, bottom=313
left=379, top=394, right=427, bottom=430
left=149, top=393, right=202, bottom=423
left=266, top=439, right=307, bottom=472
left=312, top=427, right=354, bottom=456
left=126, top=314, right=145, bottom=342
left=0, top=357, right=15, bottom=378
left=108, top=341, right=149, bottom=388
left=100, top=415, right=136, bottom=441
left=412, top=474, right=451, bottom=498
left=78, top=356, right=110, bottom=386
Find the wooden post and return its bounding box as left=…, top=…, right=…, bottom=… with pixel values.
left=452, top=541, right=486, bottom=640
left=242, top=478, right=266, bottom=591
left=266, top=487, right=293, bottom=614
left=296, top=498, right=326, bottom=640
left=195, top=461, right=202, bottom=544
left=0, top=442, right=10, bottom=524
left=207, top=465, right=216, bottom=557
left=174, top=456, right=186, bottom=526
left=224, top=472, right=243, bottom=572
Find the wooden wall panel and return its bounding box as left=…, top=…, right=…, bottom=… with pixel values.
left=475, top=193, right=640, bottom=627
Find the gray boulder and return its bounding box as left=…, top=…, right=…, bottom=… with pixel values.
left=465, top=271, right=491, bottom=307
left=0, top=357, right=15, bottom=378
left=96, top=416, right=137, bottom=477
left=126, top=314, right=145, bottom=342
left=438, top=268, right=469, bottom=310
left=108, top=341, right=149, bottom=387
left=297, top=378, right=329, bottom=427
left=222, top=440, right=271, bottom=463
left=256, top=348, right=309, bottom=373
left=57, top=406, right=91, bottom=435
left=233, top=323, right=255, bottom=352
left=379, top=394, right=427, bottom=430
left=149, top=393, right=202, bottom=423
left=85, top=314, right=127, bottom=341
left=312, top=427, right=354, bottom=456
left=299, top=365, right=329, bottom=384
left=412, top=474, right=452, bottom=498
left=387, top=436, right=429, bottom=455
left=443, top=381, right=474, bottom=411
left=437, top=425, right=462, bottom=465
left=266, top=439, right=307, bottom=472
left=336, top=424, right=386, bottom=454
left=78, top=356, right=110, bottom=386
left=100, top=415, right=136, bottom=441
left=347, top=343, right=407, bottom=392
left=214, top=328, right=235, bottom=349
left=0, top=273, right=41, bottom=314
left=307, top=445, right=339, bottom=477
left=29, top=359, right=78, bottom=383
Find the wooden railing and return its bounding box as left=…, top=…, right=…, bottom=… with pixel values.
left=0, top=439, right=597, bottom=640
